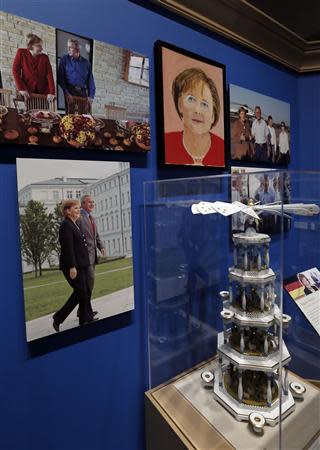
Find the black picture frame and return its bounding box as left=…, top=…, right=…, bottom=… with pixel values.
left=154, top=40, right=228, bottom=170
left=55, top=28, right=94, bottom=112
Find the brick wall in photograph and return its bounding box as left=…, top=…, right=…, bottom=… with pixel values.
left=1, top=11, right=150, bottom=118
left=93, top=40, right=149, bottom=118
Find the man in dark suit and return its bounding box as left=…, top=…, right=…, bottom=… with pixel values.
left=77, top=195, right=106, bottom=317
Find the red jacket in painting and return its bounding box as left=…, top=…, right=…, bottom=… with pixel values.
left=164, top=131, right=225, bottom=167
left=12, top=48, right=55, bottom=95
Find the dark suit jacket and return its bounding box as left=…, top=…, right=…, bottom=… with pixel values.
left=304, top=285, right=319, bottom=296
left=12, top=48, right=55, bottom=94
left=78, top=210, right=104, bottom=265
left=59, top=218, right=90, bottom=271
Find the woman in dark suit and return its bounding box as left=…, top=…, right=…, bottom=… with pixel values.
left=52, top=199, right=97, bottom=331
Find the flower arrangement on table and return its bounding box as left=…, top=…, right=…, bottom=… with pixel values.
left=0, top=105, right=8, bottom=125
left=130, top=122, right=151, bottom=150
left=59, top=114, right=96, bottom=147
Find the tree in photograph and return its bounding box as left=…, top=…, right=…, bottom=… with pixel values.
left=50, top=201, right=63, bottom=262
left=20, top=200, right=56, bottom=277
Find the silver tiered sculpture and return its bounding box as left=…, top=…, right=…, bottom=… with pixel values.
left=201, top=227, right=305, bottom=433
left=192, top=198, right=319, bottom=433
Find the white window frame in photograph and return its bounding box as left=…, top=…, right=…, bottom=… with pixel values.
left=124, top=50, right=149, bottom=88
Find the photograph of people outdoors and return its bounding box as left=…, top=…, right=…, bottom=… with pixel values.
left=231, top=167, right=291, bottom=234
left=156, top=41, right=226, bottom=168
left=17, top=158, right=134, bottom=342
left=230, top=84, right=290, bottom=165
left=0, top=11, right=150, bottom=152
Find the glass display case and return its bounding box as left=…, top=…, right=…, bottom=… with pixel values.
left=144, top=170, right=320, bottom=450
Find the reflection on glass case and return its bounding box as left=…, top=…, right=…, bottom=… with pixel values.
left=144, top=171, right=320, bottom=449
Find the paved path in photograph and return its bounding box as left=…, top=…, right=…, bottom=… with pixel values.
left=26, top=286, right=134, bottom=341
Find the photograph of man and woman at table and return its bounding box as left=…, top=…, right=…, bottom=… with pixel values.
left=230, top=84, right=290, bottom=165
left=0, top=10, right=150, bottom=151
left=17, top=158, right=134, bottom=342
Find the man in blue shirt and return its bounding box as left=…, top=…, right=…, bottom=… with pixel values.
left=58, top=38, right=95, bottom=111
left=256, top=175, right=275, bottom=205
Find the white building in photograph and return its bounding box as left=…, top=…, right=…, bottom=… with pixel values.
left=18, top=177, right=99, bottom=213
left=18, top=163, right=132, bottom=262
left=83, top=167, right=132, bottom=258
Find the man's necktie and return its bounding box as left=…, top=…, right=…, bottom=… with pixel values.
left=89, top=214, right=95, bottom=235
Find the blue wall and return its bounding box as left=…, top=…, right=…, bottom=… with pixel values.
left=297, top=73, right=320, bottom=170
left=0, top=1, right=318, bottom=449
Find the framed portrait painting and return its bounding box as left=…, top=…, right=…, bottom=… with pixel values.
left=155, top=41, right=227, bottom=169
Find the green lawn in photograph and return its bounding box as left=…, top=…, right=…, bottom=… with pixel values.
left=23, top=258, right=133, bottom=321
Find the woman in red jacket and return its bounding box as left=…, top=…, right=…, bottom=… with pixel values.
left=12, top=33, right=55, bottom=102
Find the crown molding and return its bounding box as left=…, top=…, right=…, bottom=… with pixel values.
left=150, top=0, right=320, bottom=73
